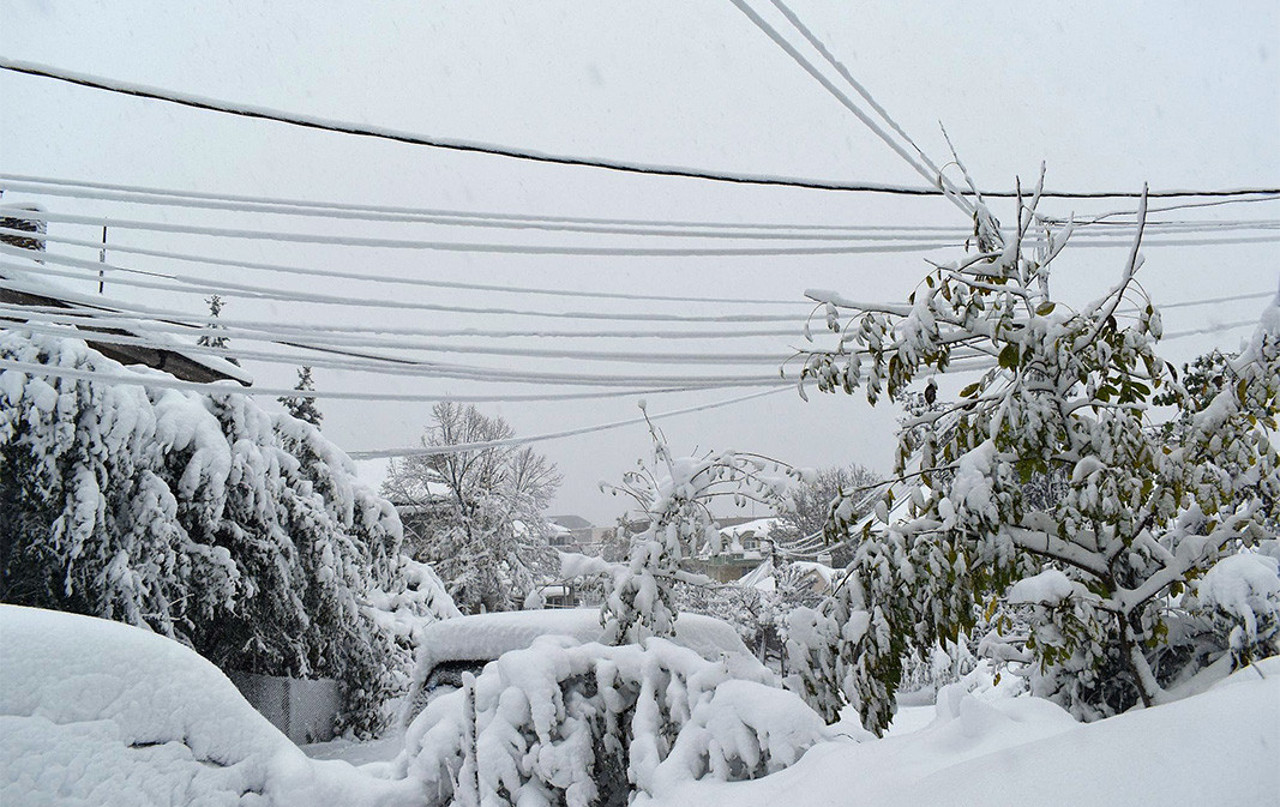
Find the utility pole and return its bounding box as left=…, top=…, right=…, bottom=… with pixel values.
left=97, top=226, right=107, bottom=293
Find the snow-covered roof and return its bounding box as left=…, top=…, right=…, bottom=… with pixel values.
left=738, top=558, right=839, bottom=593
left=549, top=514, right=594, bottom=531
left=0, top=249, right=253, bottom=386
left=738, top=559, right=777, bottom=593
left=718, top=517, right=783, bottom=539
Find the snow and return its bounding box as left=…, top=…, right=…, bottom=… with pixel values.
left=395, top=635, right=823, bottom=805
left=1007, top=569, right=1077, bottom=605
left=642, top=658, right=1280, bottom=807
left=0, top=604, right=420, bottom=807
left=4, top=602, right=1278, bottom=806
left=1196, top=553, right=1280, bottom=643
left=401, top=608, right=763, bottom=724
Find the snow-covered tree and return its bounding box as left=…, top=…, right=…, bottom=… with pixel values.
left=784, top=464, right=882, bottom=541
left=195, top=294, right=238, bottom=366
left=0, top=329, right=409, bottom=735
left=277, top=365, right=322, bottom=426
left=599, top=405, right=804, bottom=643
left=382, top=403, right=561, bottom=613
left=789, top=182, right=1280, bottom=732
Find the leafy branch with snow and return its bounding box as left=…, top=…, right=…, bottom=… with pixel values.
left=789, top=178, right=1280, bottom=732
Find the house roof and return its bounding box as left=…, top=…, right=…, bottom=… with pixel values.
left=0, top=223, right=252, bottom=386
left=548, top=515, right=594, bottom=530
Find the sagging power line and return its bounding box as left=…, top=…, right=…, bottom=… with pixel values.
left=3, top=58, right=1276, bottom=200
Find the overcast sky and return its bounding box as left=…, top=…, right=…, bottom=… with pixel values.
left=2, top=1, right=1277, bottom=523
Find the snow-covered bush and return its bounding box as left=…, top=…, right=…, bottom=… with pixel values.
left=393, top=636, right=829, bottom=806
left=1192, top=551, right=1280, bottom=667
left=791, top=181, right=1280, bottom=731
left=0, top=329, right=411, bottom=736
left=365, top=558, right=463, bottom=716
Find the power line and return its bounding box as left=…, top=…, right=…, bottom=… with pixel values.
left=3, top=58, right=1277, bottom=200
left=0, top=291, right=808, bottom=342
left=0, top=354, right=784, bottom=403
left=12, top=211, right=960, bottom=257
left=0, top=176, right=967, bottom=239
left=1, top=222, right=824, bottom=308
left=0, top=304, right=815, bottom=366
left=8, top=175, right=1278, bottom=237
left=346, top=388, right=795, bottom=459
left=735, top=0, right=972, bottom=217
left=0, top=252, right=817, bottom=322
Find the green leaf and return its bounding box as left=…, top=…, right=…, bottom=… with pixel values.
left=960, top=382, right=981, bottom=398
left=998, top=343, right=1020, bottom=369
left=1035, top=301, right=1056, bottom=316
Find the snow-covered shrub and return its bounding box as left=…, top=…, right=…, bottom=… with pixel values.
left=393, top=636, right=828, bottom=806
left=1191, top=551, right=1280, bottom=667
left=0, top=330, right=412, bottom=736
left=792, top=180, right=1280, bottom=732
left=366, top=558, right=463, bottom=710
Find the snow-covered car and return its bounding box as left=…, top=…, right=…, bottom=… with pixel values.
left=400, top=607, right=764, bottom=726
left=0, top=604, right=418, bottom=807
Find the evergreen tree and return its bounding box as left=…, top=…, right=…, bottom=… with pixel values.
left=278, top=366, right=323, bottom=426
left=196, top=294, right=240, bottom=366
left=0, top=329, right=406, bottom=735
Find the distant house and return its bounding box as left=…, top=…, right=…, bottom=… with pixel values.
left=547, top=515, right=617, bottom=554
left=685, top=516, right=791, bottom=584
left=0, top=202, right=250, bottom=385
left=739, top=558, right=838, bottom=596
left=386, top=472, right=455, bottom=550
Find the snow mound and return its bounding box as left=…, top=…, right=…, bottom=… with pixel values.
left=642, top=659, right=1280, bottom=807
left=1007, top=569, right=1077, bottom=605
left=0, top=605, right=419, bottom=807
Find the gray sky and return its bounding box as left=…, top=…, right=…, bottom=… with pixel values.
left=2, top=1, right=1277, bottom=523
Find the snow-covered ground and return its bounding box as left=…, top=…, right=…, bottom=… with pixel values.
left=643, top=660, right=1280, bottom=807
left=2, top=603, right=1277, bottom=806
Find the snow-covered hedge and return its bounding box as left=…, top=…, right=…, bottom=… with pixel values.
left=393, top=636, right=829, bottom=806
left=0, top=330, right=415, bottom=735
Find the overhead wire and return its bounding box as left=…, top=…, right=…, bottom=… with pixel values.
left=0, top=303, right=819, bottom=366
left=0, top=226, right=827, bottom=309
left=6, top=175, right=1278, bottom=242
left=0, top=355, right=785, bottom=403
left=3, top=59, right=1276, bottom=200
left=726, top=0, right=976, bottom=219
left=0, top=252, right=821, bottom=322
left=8, top=212, right=961, bottom=257
left=761, top=0, right=975, bottom=218
left=0, top=297, right=808, bottom=341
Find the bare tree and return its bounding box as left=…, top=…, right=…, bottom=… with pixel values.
left=783, top=464, right=883, bottom=540
left=382, top=403, right=562, bottom=612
